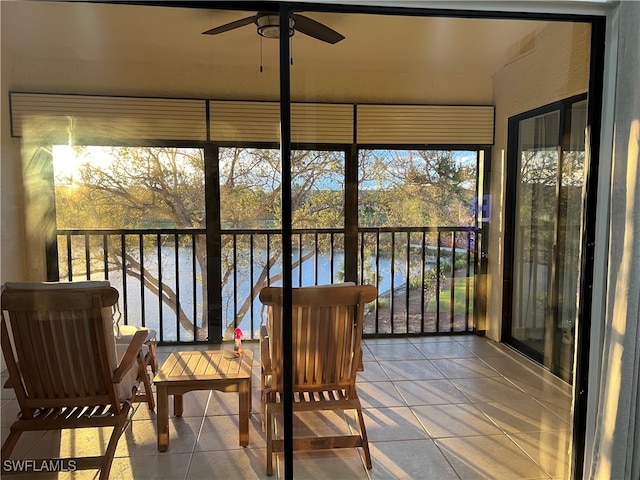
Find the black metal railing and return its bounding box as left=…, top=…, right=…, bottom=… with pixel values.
left=54, top=226, right=478, bottom=343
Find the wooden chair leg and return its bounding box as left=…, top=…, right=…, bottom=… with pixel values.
left=136, top=354, right=155, bottom=411
left=355, top=406, right=372, bottom=470
left=260, top=375, right=266, bottom=432
left=148, top=338, right=158, bottom=374
left=99, top=406, right=130, bottom=480
left=266, top=404, right=274, bottom=476
left=1, top=430, right=22, bottom=460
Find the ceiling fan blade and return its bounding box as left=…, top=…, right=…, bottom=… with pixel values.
left=292, top=13, right=345, bottom=44
left=202, top=15, right=256, bottom=35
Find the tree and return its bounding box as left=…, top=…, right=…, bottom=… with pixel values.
left=55, top=146, right=207, bottom=337
left=55, top=145, right=346, bottom=340
left=54, top=145, right=477, bottom=339
left=358, top=149, right=476, bottom=228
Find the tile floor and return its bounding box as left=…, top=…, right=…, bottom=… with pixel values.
left=1, top=335, right=573, bottom=479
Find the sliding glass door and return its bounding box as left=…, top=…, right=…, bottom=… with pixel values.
left=505, top=95, right=587, bottom=382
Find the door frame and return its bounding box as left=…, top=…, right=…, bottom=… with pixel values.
left=502, top=93, right=587, bottom=379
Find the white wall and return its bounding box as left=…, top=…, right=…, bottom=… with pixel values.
left=0, top=30, right=27, bottom=284
left=488, top=21, right=591, bottom=341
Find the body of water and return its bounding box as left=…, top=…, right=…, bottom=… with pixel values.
left=103, top=246, right=445, bottom=342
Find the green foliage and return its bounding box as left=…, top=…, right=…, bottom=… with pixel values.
left=55, top=146, right=205, bottom=229
left=426, top=280, right=474, bottom=315
left=358, top=149, right=476, bottom=228
left=375, top=297, right=390, bottom=308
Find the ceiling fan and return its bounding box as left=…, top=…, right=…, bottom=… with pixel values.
left=202, top=11, right=345, bottom=44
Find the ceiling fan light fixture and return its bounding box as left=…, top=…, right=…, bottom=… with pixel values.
left=256, top=14, right=295, bottom=39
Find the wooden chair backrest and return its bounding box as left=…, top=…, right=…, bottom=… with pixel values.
left=1, top=284, right=121, bottom=417
left=259, top=284, right=377, bottom=395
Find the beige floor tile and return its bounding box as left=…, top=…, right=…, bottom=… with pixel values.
left=369, top=439, right=459, bottom=480
left=508, top=373, right=573, bottom=400
left=412, top=403, right=503, bottom=438
left=364, top=337, right=412, bottom=346
left=116, top=417, right=201, bottom=456
left=269, top=410, right=351, bottom=440
left=131, top=402, right=159, bottom=422
left=393, top=379, right=470, bottom=406
left=537, top=397, right=573, bottom=423
left=361, top=343, right=375, bottom=362
left=357, top=361, right=390, bottom=382
left=205, top=390, right=245, bottom=416
left=197, top=415, right=246, bottom=452
left=163, top=389, right=211, bottom=418
left=251, top=387, right=262, bottom=415
left=1, top=336, right=572, bottom=480
left=197, top=413, right=266, bottom=451
left=366, top=342, right=425, bottom=361
left=1, top=385, right=17, bottom=400
left=360, top=407, right=429, bottom=442
left=379, top=359, right=444, bottom=381
left=1, top=399, right=21, bottom=428
left=451, top=376, right=531, bottom=403
left=475, top=399, right=570, bottom=434
left=436, top=434, right=551, bottom=479
left=14, top=425, right=137, bottom=461
left=277, top=449, right=369, bottom=480
left=430, top=357, right=500, bottom=378
left=187, top=449, right=268, bottom=480
left=481, top=353, right=547, bottom=378
left=110, top=452, right=191, bottom=480
left=511, top=430, right=572, bottom=479
left=2, top=430, right=55, bottom=460
left=454, top=336, right=509, bottom=357
left=408, top=336, right=457, bottom=345
left=0, top=466, right=98, bottom=480
left=357, top=381, right=406, bottom=408
left=40, top=427, right=112, bottom=458
left=413, top=341, right=475, bottom=359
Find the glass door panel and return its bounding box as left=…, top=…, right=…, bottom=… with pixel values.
left=555, top=99, right=587, bottom=378
left=512, top=111, right=560, bottom=360
left=507, top=97, right=586, bottom=382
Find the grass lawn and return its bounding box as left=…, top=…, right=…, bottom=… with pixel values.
left=426, top=275, right=474, bottom=315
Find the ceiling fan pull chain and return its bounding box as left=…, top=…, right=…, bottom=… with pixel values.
left=260, top=36, right=264, bottom=73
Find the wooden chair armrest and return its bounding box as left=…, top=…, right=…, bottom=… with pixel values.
left=259, top=325, right=271, bottom=373
left=112, top=329, right=148, bottom=383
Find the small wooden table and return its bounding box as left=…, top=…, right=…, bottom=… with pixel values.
left=153, top=349, right=253, bottom=452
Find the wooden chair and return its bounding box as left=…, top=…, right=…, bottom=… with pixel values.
left=0, top=282, right=148, bottom=480
left=259, top=284, right=378, bottom=476
left=115, top=321, right=158, bottom=411
left=2, top=281, right=157, bottom=411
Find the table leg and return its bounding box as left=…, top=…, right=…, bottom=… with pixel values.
left=157, top=385, right=169, bottom=452
left=174, top=394, right=184, bottom=417
left=239, top=379, right=250, bottom=446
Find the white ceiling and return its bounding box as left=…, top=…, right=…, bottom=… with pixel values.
left=3, top=1, right=547, bottom=76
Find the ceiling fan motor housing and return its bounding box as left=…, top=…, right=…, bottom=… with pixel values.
left=256, top=13, right=295, bottom=38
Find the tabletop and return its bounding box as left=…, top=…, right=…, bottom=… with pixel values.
left=154, top=349, right=253, bottom=383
